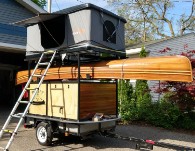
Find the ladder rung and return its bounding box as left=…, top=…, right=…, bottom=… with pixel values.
left=4, top=129, right=13, bottom=134
left=19, top=101, right=29, bottom=104
left=11, top=115, right=21, bottom=119
left=33, top=74, right=43, bottom=77
left=44, top=50, right=54, bottom=54
left=26, top=88, right=37, bottom=90
left=38, top=62, right=50, bottom=66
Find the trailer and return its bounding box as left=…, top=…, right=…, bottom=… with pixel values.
left=24, top=80, right=119, bottom=145
left=22, top=80, right=195, bottom=151
left=0, top=3, right=194, bottom=151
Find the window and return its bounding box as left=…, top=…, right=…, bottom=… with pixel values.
left=103, top=20, right=116, bottom=44
left=40, top=15, right=65, bottom=49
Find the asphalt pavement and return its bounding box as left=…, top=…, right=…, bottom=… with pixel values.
left=0, top=106, right=195, bottom=151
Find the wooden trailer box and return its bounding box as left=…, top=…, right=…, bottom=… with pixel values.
left=29, top=81, right=117, bottom=121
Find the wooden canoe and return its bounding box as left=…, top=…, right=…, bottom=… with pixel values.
left=16, top=55, right=193, bottom=85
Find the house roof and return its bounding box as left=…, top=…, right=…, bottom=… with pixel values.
left=0, top=42, right=26, bottom=53
left=126, top=32, right=195, bottom=50
left=0, top=0, right=47, bottom=53
left=15, top=0, right=47, bottom=14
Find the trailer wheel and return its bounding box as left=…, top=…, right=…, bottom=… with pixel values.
left=36, top=122, right=53, bottom=146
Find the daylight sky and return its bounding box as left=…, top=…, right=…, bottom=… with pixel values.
left=46, top=0, right=108, bottom=12
left=46, top=0, right=194, bottom=35
left=47, top=0, right=193, bottom=15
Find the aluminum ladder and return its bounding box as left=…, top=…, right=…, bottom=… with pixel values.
left=0, top=50, right=57, bottom=151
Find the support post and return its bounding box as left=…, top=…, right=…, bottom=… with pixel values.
left=48, top=0, right=52, bottom=13
left=77, top=54, right=80, bottom=121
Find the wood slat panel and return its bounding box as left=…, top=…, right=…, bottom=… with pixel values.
left=79, top=83, right=116, bottom=119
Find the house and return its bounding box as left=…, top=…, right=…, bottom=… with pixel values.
left=126, top=33, right=195, bottom=101
left=0, top=0, right=46, bottom=106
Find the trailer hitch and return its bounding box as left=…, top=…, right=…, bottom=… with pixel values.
left=99, top=131, right=195, bottom=151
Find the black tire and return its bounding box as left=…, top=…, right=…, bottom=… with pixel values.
left=36, top=122, right=53, bottom=146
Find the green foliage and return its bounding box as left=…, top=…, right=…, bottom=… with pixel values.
left=139, top=46, right=147, bottom=57
left=118, top=80, right=137, bottom=121
left=145, top=96, right=195, bottom=130
left=135, top=79, right=152, bottom=120
left=134, top=46, right=152, bottom=120
left=31, top=0, right=46, bottom=8
left=177, top=114, right=195, bottom=130
left=146, top=99, right=181, bottom=129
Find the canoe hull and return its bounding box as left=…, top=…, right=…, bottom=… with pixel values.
left=16, top=55, right=193, bottom=85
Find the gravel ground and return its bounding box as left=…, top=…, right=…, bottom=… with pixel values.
left=0, top=106, right=195, bottom=151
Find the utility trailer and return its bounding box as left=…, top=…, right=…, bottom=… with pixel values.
left=23, top=80, right=195, bottom=150
left=24, top=80, right=119, bottom=145
left=0, top=3, right=194, bottom=151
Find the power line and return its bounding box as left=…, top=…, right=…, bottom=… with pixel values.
left=54, top=0, right=61, bottom=11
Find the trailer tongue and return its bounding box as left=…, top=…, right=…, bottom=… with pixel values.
left=100, top=131, right=195, bottom=150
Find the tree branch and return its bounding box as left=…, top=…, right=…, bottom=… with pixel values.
left=136, top=0, right=171, bottom=38
left=180, top=1, right=195, bottom=35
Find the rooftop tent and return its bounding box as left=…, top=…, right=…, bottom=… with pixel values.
left=40, top=15, right=65, bottom=49
left=16, top=3, right=126, bottom=58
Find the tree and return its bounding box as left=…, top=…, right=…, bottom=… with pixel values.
left=135, top=46, right=152, bottom=119
left=107, top=0, right=195, bottom=45
left=31, top=0, right=47, bottom=8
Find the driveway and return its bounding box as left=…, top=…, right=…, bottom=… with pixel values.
left=0, top=106, right=195, bottom=151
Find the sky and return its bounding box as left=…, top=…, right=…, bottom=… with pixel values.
left=45, top=0, right=194, bottom=36
left=47, top=0, right=193, bottom=14
left=46, top=0, right=108, bottom=12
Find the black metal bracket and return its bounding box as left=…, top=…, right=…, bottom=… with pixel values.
left=32, top=100, right=45, bottom=105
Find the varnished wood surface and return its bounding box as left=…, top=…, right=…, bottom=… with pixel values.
left=28, top=82, right=116, bottom=120
left=79, top=83, right=116, bottom=119
left=16, top=55, right=193, bottom=85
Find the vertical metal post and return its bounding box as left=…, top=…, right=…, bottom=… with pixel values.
left=48, top=0, right=52, bottom=13
left=28, top=60, right=31, bottom=78
left=77, top=54, right=80, bottom=121
left=116, top=79, right=118, bottom=118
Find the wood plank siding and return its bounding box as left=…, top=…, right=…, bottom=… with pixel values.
left=0, top=0, right=34, bottom=24
left=80, top=83, right=117, bottom=119
left=0, top=0, right=34, bottom=48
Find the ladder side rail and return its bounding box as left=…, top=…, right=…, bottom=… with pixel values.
left=36, top=50, right=57, bottom=89
left=5, top=50, right=57, bottom=147
left=4, top=88, right=39, bottom=150
left=5, top=51, right=58, bottom=148
left=22, top=50, right=57, bottom=117
left=1, top=50, right=57, bottom=150
left=0, top=53, right=45, bottom=139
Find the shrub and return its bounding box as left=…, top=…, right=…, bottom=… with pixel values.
left=135, top=80, right=152, bottom=120
left=177, top=112, right=195, bottom=130
left=118, top=79, right=137, bottom=121
left=146, top=99, right=181, bottom=129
